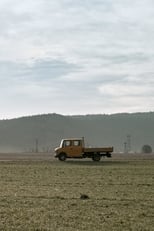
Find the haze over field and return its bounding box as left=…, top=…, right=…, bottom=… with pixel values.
left=0, top=112, right=154, bottom=153
left=0, top=0, right=154, bottom=119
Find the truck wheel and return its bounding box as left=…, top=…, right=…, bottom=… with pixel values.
left=106, top=153, right=111, bottom=158
left=92, top=155, right=101, bottom=162
left=58, top=153, right=67, bottom=161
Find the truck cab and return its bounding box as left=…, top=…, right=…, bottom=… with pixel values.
left=55, top=138, right=84, bottom=160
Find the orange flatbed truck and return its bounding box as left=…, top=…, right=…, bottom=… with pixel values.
left=55, top=138, right=113, bottom=161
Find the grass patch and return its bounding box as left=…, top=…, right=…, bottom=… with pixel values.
left=0, top=159, right=153, bottom=230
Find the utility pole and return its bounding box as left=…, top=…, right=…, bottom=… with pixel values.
left=124, top=142, right=127, bottom=153
left=124, top=135, right=132, bottom=153
left=127, top=135, right=131, bottom=153
left=35, top=138, right=38, bottom=153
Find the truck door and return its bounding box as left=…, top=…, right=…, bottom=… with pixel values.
left=63, top=140, right=82, bottom=157
left=71, top=140, right=83, bottom=157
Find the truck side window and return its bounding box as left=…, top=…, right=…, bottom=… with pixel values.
left=63, top=140, right=71, bottom=147
left=73, top=140, right=80, bottom=146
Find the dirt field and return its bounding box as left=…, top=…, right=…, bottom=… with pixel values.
left=0, top=152, right=53, bottom=161
left=0, top=153, right=153, bottom=230
left=0, top=152, right=154, bottom=161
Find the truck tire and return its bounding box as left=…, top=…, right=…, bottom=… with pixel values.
left=106, top=153, right=111, bottom=158
left=92, top=154, right=101, bottom=162
left=58, top=153, right=67, bottom=161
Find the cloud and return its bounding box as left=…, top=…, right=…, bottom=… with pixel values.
left=98, top=82, right=153, bottom=98
left=0, top=58, right=79, bottom=81
left=0, top=0, right=154, bottom=117
left=0, top=58, right=81, bottom=108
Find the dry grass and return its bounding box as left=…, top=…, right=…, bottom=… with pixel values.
left=0, top=156, right=154, bottom=230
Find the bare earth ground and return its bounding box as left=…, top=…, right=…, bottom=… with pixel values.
left=0, top=152, right=53, bottom=161
left=0, top=153, right=153, bottom=231
left=0, top=152, right=154, bottom=161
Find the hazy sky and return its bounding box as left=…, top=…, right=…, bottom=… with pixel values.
left=0, top=0, right=154, bottom=118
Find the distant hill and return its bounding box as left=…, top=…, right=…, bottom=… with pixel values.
left=0, top=112, right=154, bottom=153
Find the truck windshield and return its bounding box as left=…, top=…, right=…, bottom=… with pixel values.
left=60, top=140, right=64, bottom=148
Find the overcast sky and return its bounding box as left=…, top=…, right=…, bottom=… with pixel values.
left=0, top=0, right=154, bottom=119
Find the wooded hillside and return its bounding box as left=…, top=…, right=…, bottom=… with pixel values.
left=0, top=112, right=154, bottom=153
